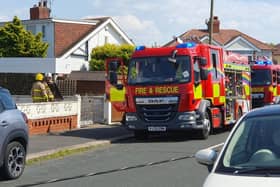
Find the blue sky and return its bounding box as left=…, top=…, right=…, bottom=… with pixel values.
left=1, top=0, right=280, bottom=46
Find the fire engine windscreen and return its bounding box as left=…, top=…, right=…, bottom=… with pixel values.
left=251, top=69, right=271, bottom=86
left=127, top=56, right=191, bottom=85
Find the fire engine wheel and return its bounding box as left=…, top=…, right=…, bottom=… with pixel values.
left=198, top=111, right=211, bottom=139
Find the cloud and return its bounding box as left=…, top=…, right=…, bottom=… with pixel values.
left=114, top=15, right=162, bottom=46
left=72, top=0, right=280, bottom=45
left=216, top=0, right=280, bottom=43
left=2, top=0, right=280, bottom=45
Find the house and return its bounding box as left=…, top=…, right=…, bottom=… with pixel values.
left=0, top=1, right=134, bottom=74
left=272, top=44, right=280, bottom=64
left=164, top=16, right=273, bottom=62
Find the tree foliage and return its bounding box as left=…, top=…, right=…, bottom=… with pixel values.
left=0, top=16, right=48, bottom=57
left=89, top=43, right=135, bottom=71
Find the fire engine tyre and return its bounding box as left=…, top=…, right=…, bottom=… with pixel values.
left=134, top=131, right=148, bottom=140
left=198, top=111, right=211, bottom=139
left=0, top=141, right=26, bottom=180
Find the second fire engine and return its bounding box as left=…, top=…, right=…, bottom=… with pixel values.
left=251, top=59, right=280, bottom=108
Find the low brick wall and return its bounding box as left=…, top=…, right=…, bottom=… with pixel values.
left=17, top=96, right=81, bottom=135
left=28, top=115, right=78, bottom=135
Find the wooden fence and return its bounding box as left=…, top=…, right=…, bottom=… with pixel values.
left=56, top=80, right=77, bottom=96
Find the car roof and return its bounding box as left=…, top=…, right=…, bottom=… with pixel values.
left=246, top=105, right=280, bottom=118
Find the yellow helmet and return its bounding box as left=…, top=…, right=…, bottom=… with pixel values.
left=35, top=73, right=44, bottom=81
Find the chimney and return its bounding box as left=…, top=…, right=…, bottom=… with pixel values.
left=30, top=1, right=50, bottom=20
left=207, top=16, right=220, bottom=33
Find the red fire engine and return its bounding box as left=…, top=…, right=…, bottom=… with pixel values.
left=251, top=59, right=280, bottom=108
left=106, top=42, right=251, bottom=139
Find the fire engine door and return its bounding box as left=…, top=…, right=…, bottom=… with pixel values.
left=105, top=58, right=126, bottom=112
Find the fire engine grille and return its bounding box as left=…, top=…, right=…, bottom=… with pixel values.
left=135, top=96, right=179, bottom=123
left=136, top=104, right=178, bottom=122
left=252, top=98, right=265, bottom=108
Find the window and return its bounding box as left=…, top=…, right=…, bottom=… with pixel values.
left=105, top=36, right=108, bottom=44
left=277, top=71, right=280, bottom=83
left=0, top=102, right=4, bottom=113
left=193, top=59, right=200, bottom=85
left=248, top=56, right=253, bottom=63
left=211, top=50, right=219, bottom=80
left=272, top=70, right=277, bottom=85
left=42, top=25, right=46, bottom=38
left=0, top=88, right=16, bottom=110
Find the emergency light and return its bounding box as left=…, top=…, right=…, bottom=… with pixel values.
left=176, top=42, right=196, bottom=49
left=254, top=60, right=272, bottom=65
left=135, top=46, right=145, bottom=51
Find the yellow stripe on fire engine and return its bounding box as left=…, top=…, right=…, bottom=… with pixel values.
left=213, top=84, right=220, bottom=97
left=252, top=87, right=264, bottom=92
left=220, top=96, right=225, bottom=103
left=269, top=86, right=277, bottom=96
left=193, top=84, right=202, bottom=99
left=224, top=63, right=250, bottom=72
left=110, top=87, right=125, bottom=102
left=244, top=85, right=250, bottom=96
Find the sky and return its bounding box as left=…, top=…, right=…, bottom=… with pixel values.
left=1, top=0, right=280, bottom=46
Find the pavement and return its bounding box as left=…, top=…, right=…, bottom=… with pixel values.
left=27, top=123, right=133, bottom=161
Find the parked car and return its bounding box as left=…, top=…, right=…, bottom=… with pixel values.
left=0, top=87, right=29, bottom=180
left=196, top=105, right=280, bottom=187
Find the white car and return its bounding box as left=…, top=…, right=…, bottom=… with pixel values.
left=195, top=105, right=280, bottom=187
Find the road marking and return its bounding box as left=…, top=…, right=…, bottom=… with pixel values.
left=16, top=154, right=194, bottom=187
left=205, top=142, right=224, bottom=150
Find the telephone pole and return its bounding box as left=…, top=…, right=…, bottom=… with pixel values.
left=209, top=0, right=214, bottom=44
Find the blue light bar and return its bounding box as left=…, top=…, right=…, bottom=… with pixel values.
left=176, top=42, right=196, bottom=49
left=255, top=60, right=272, bottom=65
left=135, top=46, right=145, bottom=51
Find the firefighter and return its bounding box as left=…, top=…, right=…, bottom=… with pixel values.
left=44, top=73, right=63, bottom=101
left=31, top=73, right=49, bottom=102
left=43, top=73, right=55, bottom=102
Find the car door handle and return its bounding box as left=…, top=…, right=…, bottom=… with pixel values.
left=0, top=121, right=8, bottom=127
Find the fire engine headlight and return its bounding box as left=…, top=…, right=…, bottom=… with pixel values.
left=126, top=115, right=137, bottom=122
left=178, top=113, right=196, bottom=121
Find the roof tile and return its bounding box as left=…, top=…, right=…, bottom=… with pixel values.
left=165, top=29, right=272, bottom=50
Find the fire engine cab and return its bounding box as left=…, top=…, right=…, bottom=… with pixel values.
left=251, top=59, right=280, bottom=108
left=106, top=42, right=251, bottom=139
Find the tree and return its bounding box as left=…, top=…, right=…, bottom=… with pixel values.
left=0, top=16, right=48, bottom=57
left=89, top=43, right=135, bottom=71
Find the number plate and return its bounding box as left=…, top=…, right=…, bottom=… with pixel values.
left=148, top=126, right=166, bottom=132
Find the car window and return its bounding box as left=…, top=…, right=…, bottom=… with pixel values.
left=0, top=102, right=4, bottom=113
left=0, top=88, right=16, bottom=110
left=218, top=115, right=280, bottom=171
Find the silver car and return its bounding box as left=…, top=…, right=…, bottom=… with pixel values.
left=0, top=87, right=29, bottom=180
left=196, top=105, right=280, bottom=187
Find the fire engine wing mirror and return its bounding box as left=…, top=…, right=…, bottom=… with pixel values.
left=109, top=72, right=118, bottom=85
left=168, top=49, right=178, bottom=64
left=195, top=56, right=207, bottom=66
left=109, top=61, right=119, bottom=72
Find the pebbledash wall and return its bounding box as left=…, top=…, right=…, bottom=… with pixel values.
left=15, top=95, right=109, bottom=135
